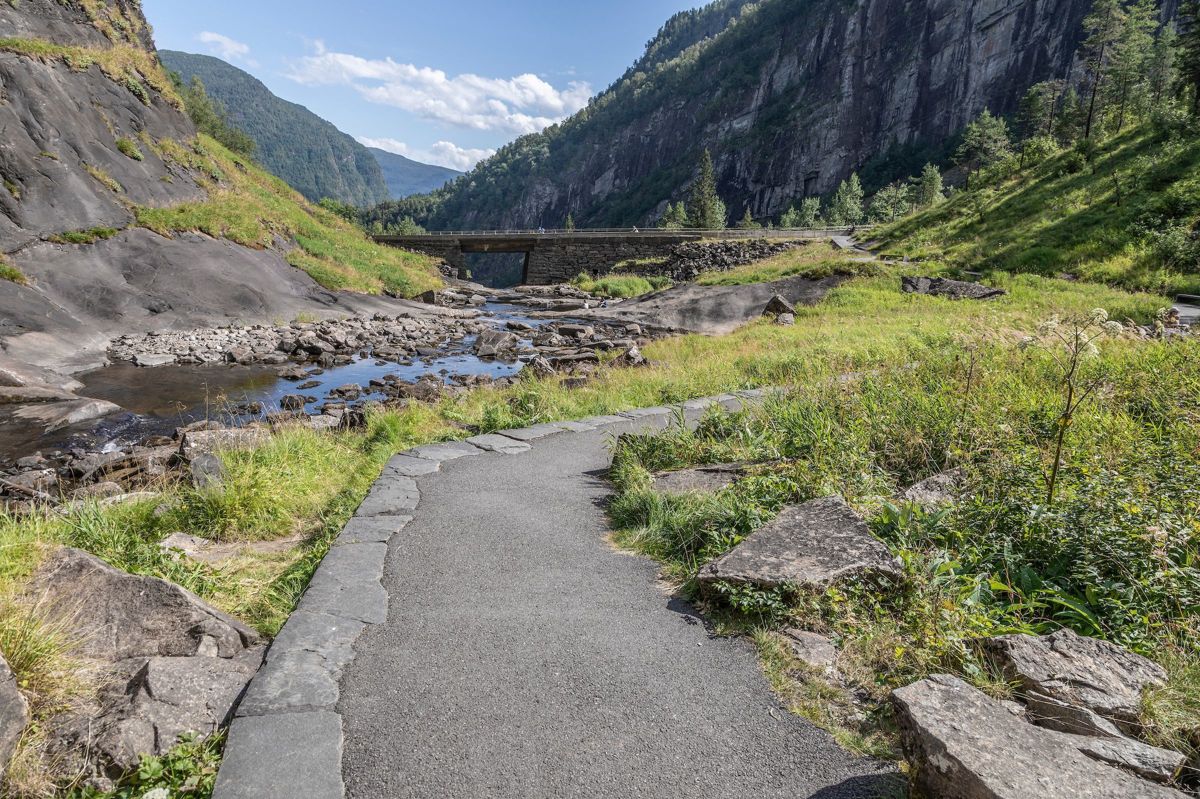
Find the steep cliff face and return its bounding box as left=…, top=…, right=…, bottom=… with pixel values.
left=404, top=0, right=1098, bottom=230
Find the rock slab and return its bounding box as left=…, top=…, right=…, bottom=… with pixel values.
left=698, top=496, right=901, bottom=588
left=0, top=653, right=28, bottom=778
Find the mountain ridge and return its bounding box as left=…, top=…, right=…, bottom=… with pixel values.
left=366, top=146, right=462, bottom=199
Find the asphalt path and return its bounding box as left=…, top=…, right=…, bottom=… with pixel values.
left=338, top=419, right=896, bottom=798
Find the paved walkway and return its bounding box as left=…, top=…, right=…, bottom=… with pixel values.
left=336, top=409, right=893, bottom=798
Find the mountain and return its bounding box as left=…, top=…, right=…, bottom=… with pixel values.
left=365, top=0, right=1105, bottom=231
left=0, top=2, right=440, bottom=384
left=160, top=50, right=391, bottom=207
left=367, top=147, right=462, bottom=199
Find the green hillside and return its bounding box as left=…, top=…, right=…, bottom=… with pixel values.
left=367, top=147, right=462, bottom=199
left=879, top=122, right=1200, bottom=298
left=160, top=50, right=391, bottom=207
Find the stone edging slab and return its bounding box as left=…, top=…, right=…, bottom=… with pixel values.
left=212, top=389, right=772, bottom=798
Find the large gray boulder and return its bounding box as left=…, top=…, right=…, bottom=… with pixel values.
left=83, top=650, right=264, bottom=773
left=697, top=496, right=902, bottom=588
left=474, top=329, right=519, bottom=358
left=29, top=548, right=261, bottom=661
left=893, top=674, right=1187, bottom=798
left=984, top=629, right=1167, bottom=734
left=0, top=653, right=28, bottom=779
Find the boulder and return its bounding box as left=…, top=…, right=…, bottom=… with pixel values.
left=132, top=353, right=176, bottom=368
left=893, top=674, right=1186, bottom=799
left=653, top=463, right=745, bottom=495
left=0, top=653, right=28, bottom=779
left=983, top=630, right=1167, bottom=734
left=776, top=312, right=796, bottom=326
left=763, top=294, right=796, bottom=317
left=474, top=329, right=519, bottom=358
left=189, top=452, right=225, bottom=489
left=901, top=276, right=1007, bottom=301
left=526, top=356, right=557, bottom=379
left=610, top=346, right=649, bottom=368
left=178, top=428, right=269, bottom=462
left=1063, top=731, right=1186, bottom=784
left=901, top=468, right=965, bottom=510
left=698, top=496, right=902, bottom=588
left=29, top=548, right=262, bottom=661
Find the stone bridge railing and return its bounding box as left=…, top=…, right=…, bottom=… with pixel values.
left=372, top=228, right=865, bottom=285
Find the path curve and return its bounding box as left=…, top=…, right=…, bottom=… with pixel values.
left=214, top=396, right=896, bottom=798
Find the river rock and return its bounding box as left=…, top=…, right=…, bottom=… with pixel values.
left=526, top=356, right=556, bottom=378
left=475, top=329, right=519, bottom=358
left=30, top=548, right=262, bottom=661
left=178, top=428, right=270, bottom=462
left=697, top=496, right=902, bottom=588
left=132, top=353, right=176, bottom=368
left=894, top=674, right=1186, bottom=798
left=901, top=276, right=1007, bottom=301
left=653, top=463, right=745, bottom=495
left=983, top=630, right=1167, bottom=734
left=0, top=653, right=28, bottom=779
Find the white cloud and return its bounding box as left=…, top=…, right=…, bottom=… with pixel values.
left=358, top=137, right=494, bottom=172
left=288, top=42, right=592, bottom=135
left=198, top=32, right=257, bottom=67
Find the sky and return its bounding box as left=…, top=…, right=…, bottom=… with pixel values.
left=142, top=1, right=698, bottom=171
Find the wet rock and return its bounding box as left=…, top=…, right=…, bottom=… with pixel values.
left=474, top=330, right=519, bottom=358
left=698, top=496, right=902, bottom=589
left=224, top=347, right=253, bottom=365
left=30, top=548, right=262, bottom=661
left=279, top=394, right=307, bottom=412
left=901, top=468, right=966, bottom=510
left=653, top=463, right=744, bottom=495
left=297, top=380, right=321, bottom=390
left=132, top=353, right=176, bottom=368
left=278, top=365, right=308, bottom=381
left=984, top=630, right=1167, bottom=734
left=0, top=653, right=28, bottom=779
left=782, top=629, right=837, bottom=673
left=902, top=276, right=1007, bottom=301
left=763, top=294, right=796, bottom=317
left=893, top=674, right=1186, bottom=799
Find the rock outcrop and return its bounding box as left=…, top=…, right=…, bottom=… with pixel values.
left=0, top=653, right=28, bottom=778
left=698, top=496, right=902, bottom=588
left=901, top=276, right=1008, bottom=301
left=893, top=674, right=1187, bottom=798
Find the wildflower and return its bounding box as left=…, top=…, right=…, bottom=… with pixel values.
left=1090, top=308, right=1109, bottom=324
left=1036, top=316, right=1060, bottom=335
left=142, top=789, right=170, bottom=799
left=1102, top=321, right=1124, bottom=335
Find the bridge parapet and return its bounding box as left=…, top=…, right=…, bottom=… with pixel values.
left=373, top=228, right=863, bottom=285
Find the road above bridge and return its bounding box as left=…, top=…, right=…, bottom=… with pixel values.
left=373, top=228, right=859, bottom=284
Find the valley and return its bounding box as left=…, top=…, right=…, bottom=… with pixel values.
left=0, top=0, right=1198, bottom=798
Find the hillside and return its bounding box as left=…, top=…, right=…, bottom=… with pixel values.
left=0, top=2, right=441, bottom=381
left=879, top=122, right=1200, bottom=298
left=160, top=50, right=391, bottom=207
left=366, top=0, right=1098, bottom=231
left=367, top=146, right=462, bottom=199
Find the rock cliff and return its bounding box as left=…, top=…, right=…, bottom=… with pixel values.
left=386, top=0, right=1109, bottom=230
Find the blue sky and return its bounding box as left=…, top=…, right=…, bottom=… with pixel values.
left=142, top=1, right=698, bottom=170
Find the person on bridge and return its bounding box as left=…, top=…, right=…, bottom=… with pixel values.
left=537, top=227, right=546, bottom=234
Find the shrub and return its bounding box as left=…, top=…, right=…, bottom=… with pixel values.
left=115, top=137, right=143, bottom=161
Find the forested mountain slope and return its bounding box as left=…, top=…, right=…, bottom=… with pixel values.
left=368, top=0, right=1106, bottom=231
left=160, top=50, right=392, bottom=206
left=367, top=146, right=462, bottom=199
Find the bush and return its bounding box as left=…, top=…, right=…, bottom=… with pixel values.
left=115, top=137, right=143, bottom=161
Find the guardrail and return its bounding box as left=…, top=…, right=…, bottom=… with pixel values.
left=375, top=227, right=874, bottom=238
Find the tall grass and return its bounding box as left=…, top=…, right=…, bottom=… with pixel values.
left=571, top=272, right=669, bottom=298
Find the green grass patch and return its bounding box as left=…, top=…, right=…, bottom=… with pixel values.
left=570, top=272, right=670, bottom=298
left=879, top=123, right=1200, bottom=297
left=115, top=137, right=143, bottom=161
left=0, top=259, right=27, bottom=285
left=47, top=227, right=120, bottom=245
left=697, top=243, right=881, bottom=286
left=0, top=37, right=180, bottom=108
left=135, top=136, right=443, bottom=297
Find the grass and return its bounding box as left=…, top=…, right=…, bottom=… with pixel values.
left=602, top=328, right=1200, bottom=773
left=570, top=272, right=670, bottom=298
left=879, top=123, right=1200, bottom=297
left=47, top=227, right=119, bottom=246
left=82, top=163, right=122, bottom=194
left=135, top=136, right=444, bottom=297
left=115, top=137, right=143, bottom=161
left=696, top=242, right=881, bottom=286
left=0, top=38, right=180, bottom=109
left=0, top=257, right=28, bottom=285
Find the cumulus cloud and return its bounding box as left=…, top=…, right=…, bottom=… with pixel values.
left=358, top=137, right=494, bottom=172
left=197, top=32, right=257, bottom=67
left=289, top=42, right=592, bottom=135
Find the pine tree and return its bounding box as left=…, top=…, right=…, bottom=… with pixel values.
left=1018, top=81, right=1064, bottom=141
left=1148, top=22, right=1178, bottom=104
left=955, top=110, right=1013, bottom=185
left=564, top=213, right=576, bottom=231
left=686, top=149, right=727, bottom=230
left=1179, top=0, right=1200, bottom=112
left=659, top=201, right=689, bottom=229
left=1106, top=0, right=1157, bottom=132
left=914, top=163, right=944, bottom=208
left=1081, top=0, right=1127, bottom=138
left=779, top=204, right=801, bottom=228
left=736, top=207, right=761, bottom=229
left=867, top=182, right=911, bottom=223
left=827, top=174, right=864, bottom=226
left=1056, top=86, right=1087, bottom=142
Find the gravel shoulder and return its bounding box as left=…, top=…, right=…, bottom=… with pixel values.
left=337, top=410, right=894, bottom=798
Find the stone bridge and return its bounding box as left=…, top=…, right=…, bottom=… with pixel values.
left=373, top=229, right=857, bottom=285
